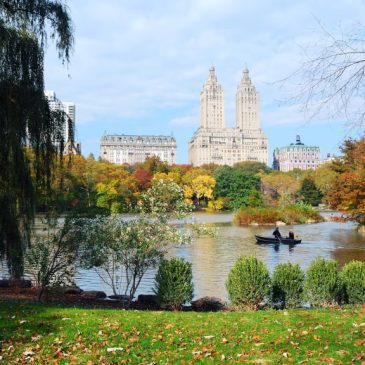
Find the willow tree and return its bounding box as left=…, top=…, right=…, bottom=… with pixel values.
left=0, top=0, right=73, bottom=278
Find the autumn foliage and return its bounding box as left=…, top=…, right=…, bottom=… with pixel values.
left=327, top=136, right=365, bottom=226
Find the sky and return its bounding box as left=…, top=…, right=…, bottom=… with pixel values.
left=44, top=0, right=365, bottom=164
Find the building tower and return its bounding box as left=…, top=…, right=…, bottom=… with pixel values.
left=62, top=102, right=76, bottom=143
left=44, top=90, right=80, bottom=155
left=200, top=66, right=225, bottom=129
left=236, top=68, right=260, bottom=131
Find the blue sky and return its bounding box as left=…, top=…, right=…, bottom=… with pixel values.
left=44, top=0, right=365, bottom=164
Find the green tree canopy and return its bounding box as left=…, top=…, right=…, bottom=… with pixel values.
left=0, top=0, right=73, bottom=277
left=299, top=177, right=323, bottom=206
left=213, top=166, right=262, bottom=209
left=233, top=161, right=270, bottom=174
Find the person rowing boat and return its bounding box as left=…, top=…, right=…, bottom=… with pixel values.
left=272, top=227, right=282, bottom=240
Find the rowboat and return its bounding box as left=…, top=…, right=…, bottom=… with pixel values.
left=255, top=235, right=302, bottom=245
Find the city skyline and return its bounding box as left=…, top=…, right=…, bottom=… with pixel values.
left=44, top=0, right=365, bottom=164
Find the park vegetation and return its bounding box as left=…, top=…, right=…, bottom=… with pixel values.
left=30, top=155, right=331, bottom=215
left=0, top=0, right=73, bottom=279
left=27, top=133, right=365, bottom=232
left=1, top=300, right=365, bottom=364
left=22, top=134, right=364, bottom=225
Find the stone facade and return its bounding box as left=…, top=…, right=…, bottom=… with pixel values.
left=45, top=90, right=81, bottom=155
left=273, top=135, right=321, bottom=171
left=100, top=134, right=176, bottom=165
left=188, top=67, right=268, bottom=166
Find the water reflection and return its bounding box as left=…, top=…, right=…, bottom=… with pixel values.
left=2, top=213, right=365, bottom=300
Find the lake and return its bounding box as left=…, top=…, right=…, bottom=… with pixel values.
left=73, top=212, right=365, bottom=300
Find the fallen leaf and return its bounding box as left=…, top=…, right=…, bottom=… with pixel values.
left=23, top=351, right=34, bottom=357
left=355, top=339, right=365, bottom=346
left=31, top=334, right=42, bottom=342
left=107, top=347, right=124, bottom=352
left=353, top=322, right=365, bottom=328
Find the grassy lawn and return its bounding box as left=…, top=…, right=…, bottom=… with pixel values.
left=0, top=300, right=364, bottom=364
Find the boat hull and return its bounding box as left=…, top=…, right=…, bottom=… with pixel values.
left=255, top=235, right=302, bottom=245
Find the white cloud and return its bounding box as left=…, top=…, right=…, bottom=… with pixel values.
left=44, top=0, right=365, bottom=159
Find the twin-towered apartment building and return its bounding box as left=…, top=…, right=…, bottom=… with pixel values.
left=188, top=67, right=269, bottom=166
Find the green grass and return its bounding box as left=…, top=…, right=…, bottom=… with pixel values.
left=0, top=300, right=364, bottom=364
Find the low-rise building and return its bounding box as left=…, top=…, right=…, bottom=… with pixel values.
left=321, top=153, right=337, bottom=164
left=100, top=134, right=176, bottom=165
left=273, top=135, right=320, bottom=171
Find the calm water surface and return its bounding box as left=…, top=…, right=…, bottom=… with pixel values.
left=74, top=212, right=365, bottom=300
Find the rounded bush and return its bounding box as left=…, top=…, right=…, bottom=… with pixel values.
left=340, top=260, right=365, bottom=304
left=272, top=263, right=305, bottom=308
left=304, top=258, right=340, bottom=307
left=154, top=257, right=194, bottom=310
left=226, top=256, right=271, bottom=309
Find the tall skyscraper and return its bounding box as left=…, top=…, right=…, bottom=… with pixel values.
left=45, top=90, right=80, bottom=154
left=236, top=68, right=260, bottom=131
left=188, top=67, right=268, bottom=166
left=200, top=66, right=225, bottom=129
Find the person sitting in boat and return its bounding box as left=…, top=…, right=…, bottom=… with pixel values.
left=288, top=231, right=294, bottom=239
left=272, top=227, right=282, bottom=239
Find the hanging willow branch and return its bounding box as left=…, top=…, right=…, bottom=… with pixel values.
left=0, top=0, right=73, bottom=278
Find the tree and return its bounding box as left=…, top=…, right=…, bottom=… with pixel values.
left=133, top=167, right=153, bottom=190
left=138, top=156, right=169, bottom=175
left=185, top=175, right=216, bottom=207
left=153, top=171, right=181, bottom=184
left=76, top=181, right=192, bottom=303
left=299, top=177, right=323, bottom=206
left=327, top=136, right=365, bottom=227
left=0, top=0, right=73, bottom=278
left=290, top=23, right=365, bottom=127
left=25, top=215, right=78, bottom=301
left=233, top=161, right=270, bottom=174
left=261, top=171, right=300, bottom=206
left=313, top=162, right=339, bottom=199
left=213, top=166, right=262, bottom=209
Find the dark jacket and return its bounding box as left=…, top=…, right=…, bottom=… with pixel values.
left=273, top=228, right=282, bottom=238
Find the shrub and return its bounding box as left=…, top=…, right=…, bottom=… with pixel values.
left=154, top=258, right=194, bottom=310
left=234, top=204, right=324, bottom=226
left=340, top=261, right=365, bottom=304
left=304, top=258, right=341, bottom=307
left=272, top=263, right=305, bottom=308
left=226, top=256, right=271, bottom=309
left=234, top=207, right=280, bottom=225
left=26, top=217, right=78, bottom=301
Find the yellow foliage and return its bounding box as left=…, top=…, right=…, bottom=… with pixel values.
left=184, top=186, right=193, bottom=199
left=153, top=171, right=181, bottom=184
left=191, top=175, right=216, bottom=200
left=207, top=197, right=226, bottom=211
